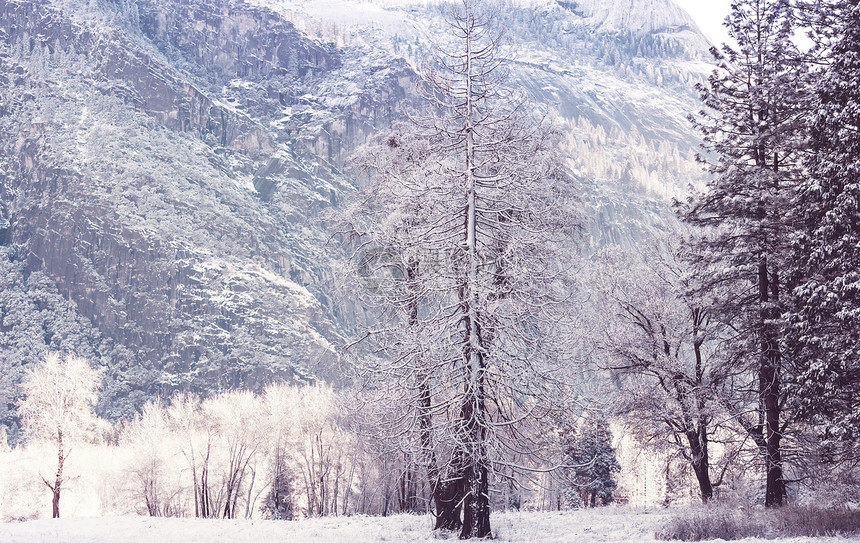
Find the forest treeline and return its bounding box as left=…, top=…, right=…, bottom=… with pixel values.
left=1, top=352, right=617, bottom=522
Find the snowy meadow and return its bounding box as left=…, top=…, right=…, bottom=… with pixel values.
left=0, top=508, right=668, bottom=543
left=2, top=508, right=859, bottom=543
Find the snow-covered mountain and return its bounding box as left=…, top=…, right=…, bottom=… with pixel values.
left=0, top=0, right=713, bottom=436
left=563, top=0, right=706, bottom=37
left=254, top=0, right=712, bottom=239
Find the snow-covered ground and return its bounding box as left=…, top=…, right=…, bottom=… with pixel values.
left=0, top=508, right=856, bottom=543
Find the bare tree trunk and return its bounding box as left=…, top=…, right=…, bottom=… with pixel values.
left=691, top=310, right=714, bottom=503
left=458, top=338, right=490, bottom=539
left=45, top=427, right=65, bottom=518
left=759, top=260, right=786, bottom=507
left=397, top=457, right=419, bottom=513
left=432, top=476, right=464, bottom=531
left=342, top=454, right=356, bottom=516
left=407, top=259, right=464, bottom=530
left=685, top=426, right=713, bottom=502
left=245, top=467, right=256, bottom=519
left=460, top=458, right=490, bottom=538
left=458, top=7, right=491, bottom=535
left=190, top=447, right=200, bottom=517
left=199, top=443, right=212, bottom=518
left=52, top=488, right=60, bottom=518
left=332, top=461, right=340, bottom=516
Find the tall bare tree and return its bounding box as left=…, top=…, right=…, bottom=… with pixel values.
left=337, top=0, right=579, bottom=537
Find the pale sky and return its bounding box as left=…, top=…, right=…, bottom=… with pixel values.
left=674, top=0, right=733, bottom=47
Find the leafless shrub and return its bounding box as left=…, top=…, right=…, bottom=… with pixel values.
left=771, top=506, right=860, bottom=538
left=656, top=504, right=860, bottom=541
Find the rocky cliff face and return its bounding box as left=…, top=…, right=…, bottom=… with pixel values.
left=0, top=0, right=711, bottom=436
left=258, top=0, right=712, bottom=244
left=0, top=0, right=417, bottom=432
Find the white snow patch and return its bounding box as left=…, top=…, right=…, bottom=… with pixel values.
left=0, top=508, right=855, bottom=543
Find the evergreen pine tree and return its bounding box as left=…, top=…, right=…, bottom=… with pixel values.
left=787, top=0, right=860, bottom=455
left=681, top=0, right=805, bottom=506
left=561, top=417, right=620, bottom=508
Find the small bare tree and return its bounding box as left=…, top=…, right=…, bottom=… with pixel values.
left=167, top=393, right=213, bottom=518
left=121, top=401, right=174, bottom=516
left=204, top=390, right=266, bottom=520
left=18, top=352, right=101, bottom=518
left=592, top=242, right=743, bottom=503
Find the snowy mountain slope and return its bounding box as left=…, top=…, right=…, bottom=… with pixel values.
left=0, top=0, right=715, bottom=433
left=251, top=0, right=713, bottom=244
left=0, top=0, right=363, bottom=427
left=564, top=0, right=707, bottom=39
